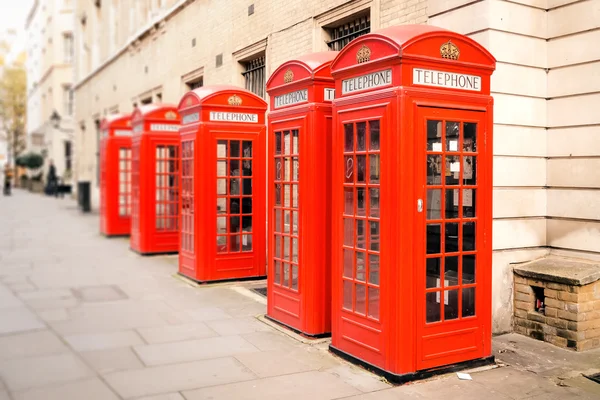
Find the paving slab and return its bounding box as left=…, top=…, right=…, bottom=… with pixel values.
left=240, top=331, right=304, bottom=352
left=234, top=350, right=316, bottom=378
left=104, top=357, right=256, bottom=398
left=179, top=306, right=233, bottom=322
left=80, top=347, right=144, bottom=374
left=37, top=309, right=70, bottom=322
left=0, top=353, right=94, bottom=391
left=0, top=307, right=45, bottom=335
left=0, top=330, right=67, bottom=360
left=182, top=370, right=361, bottom=400
left=136, top=322, right=217, bottom=344
left=0, top=285, right=24, bottom=309
left=64, top=330, right=145, bottom=352
left=12, top=378, right=120, bottom=400
left=206, top=316, right=272, bottom=336
left=0, top=390, right=9, bottom=400
left=135, top=394, right=185, bottom=400
left=133, top=335, right=259, bottom=366
left=71, top=285, right=128, bottom=302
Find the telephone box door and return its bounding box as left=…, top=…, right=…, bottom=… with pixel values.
left=416, top=106, right=489, bottom=370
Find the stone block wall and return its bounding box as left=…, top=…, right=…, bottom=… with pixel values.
left=513, top=275, right=600, bottom=351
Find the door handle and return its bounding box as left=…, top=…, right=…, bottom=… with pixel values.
left=417, top=199, right=423, bottom=213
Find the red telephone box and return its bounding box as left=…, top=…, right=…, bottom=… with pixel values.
left=130, top=104, right=181, bottom=255
left=265, top=52, right=337, bottom=337
left=329, top=25, right=496, bottom=381
left=99, top=113, right=132, bottom=237
left=177, top=85, right=267, bottom=282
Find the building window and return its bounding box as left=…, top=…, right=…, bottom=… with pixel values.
left=326, top=14, right=370, bottom=51
left=186, top=76, right=203, bottom=91
left=63, top=86, right=74, bottom=116
left=63, top=33, right=74, bottom=63
left=95, top=119, right=101, bottom=186
left=242, top=55, right=265, bottom=99
left=64, top=141, right=72, bottom=171
left=140, top=97, right=152, bottom=105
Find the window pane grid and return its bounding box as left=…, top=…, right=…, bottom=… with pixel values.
left=118, top=148, right=132, bottom=217
left=327, top=15, right=371, bottom=51
left=273, top=130, right=300, bottom=291
left=425, top=120, right=479, bottom=324
left=181, top=140, right=195, bottom=254
left=242, top=55, right=265, bottom=99
left=216, top=140, right=254, bottom=254
left=131, top=142, right=141, bottom=244
left=155, top=145, right=179, bottom=231
left=342, top=120, right=380, bottom=321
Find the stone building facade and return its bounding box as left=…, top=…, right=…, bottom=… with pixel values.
left=73, top=0, right=600, bottom=334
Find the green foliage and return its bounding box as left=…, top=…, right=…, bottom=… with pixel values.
left=15, top=152, right=44, bottom=170
left=0, top=63, right=27, bottom=165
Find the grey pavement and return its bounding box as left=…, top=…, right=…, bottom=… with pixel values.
left=0, top=190, right=598, bottom=399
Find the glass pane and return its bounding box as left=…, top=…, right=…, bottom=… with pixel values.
left=427, top=120, right=442, bottom=151
left=216, top=236, right=227, bottom=253
left=368, top=254, right=379, bottom=285
left=292, top=238, right=298, bottom=263
left=243, top=179, right=252, bottom=195
left=217, top=140, right=227, bottom=158
left=283, top=131, right=291, bottom=155
left=217, top=179, right=227, bottom=195
left=445, top=223, right=459, bottom=253
left=230, top=179, right=240, bottom=195
left=426, top=258, right=441, bottom=288
left=356, top=122, right=366, bottom=151
left=445, top=189, right=459, bottom=219
left=463, top=189, right=475, bottom=218
left=356, top=252, right=365, bottom=282
left=275, top=235, right=281, bottom=258
left=231, top=140, right=240, bottom=157
left=292, top=158, right=299, bottom=181
left=275, top=132, right=282, bottom=155
left=463, top=222, right=476, bottom=251
left=445, top=121, right=460, bottom=152
left=242, top=234, right=252, bottom=251
left=275, top=210, right=282, bottom=233
left=426, top=224, right=441, bottom=254
left=242, top=160, right=252, bottom=177
left=274, top=260, right=281, bottom=284
left=292, top=185, right=298, bottom=208
left=445, top=256, right=459, bottom=286
left=291, top=265, right=298, bottom=290
left=216, top=217, right=227, bottom=234
left=242, top=141, right=252, bottom=157
left=368, top=287, right=380, bottom=319
left=463, top=156, right=476, bottom=185
left=230, top=160, right=240, bottom=176
left=344, top=123, right=354, bottom=152
left=357, top=188, right=366, bottom=217
left=230, top=235, right=240, bottom=252
left=343, top=218, right=353, bottom=247
left=464, top=123, right=477, bottom=152
left=356, top=155, right=366, bottom=183
left=356, top=220, right=365, bottom=249
left=463, top=287, right=476, bottom=317
left=284, top=185, right=290, bottom=207
left=292, top=130, right=299, bottom=154
left=463, top=255, right=476, bottom=284
left=444, top=290, right=459, bottom=320
left=283, top=236, right=290, bottom=260
left=229, top=198, right=240, bottom=214
left=230, top=216, right=240, bottom=233
left=427, top=189, right=441, bottom=220
left=344, top=156, right=354, bottom=183
left=343, top=280, right=353, bottom=310
left=292, top=212, right=298, bottom=235
left=242, top=198, right=252, bottom=214
left=445, top=155, right=460, bottom=185
left=369, top=154, right=380, bottom=183
left=343, top=249, right=353, bottom=278
left=427, top=155, right=442, bottom=185
left=275, top=159, right=282, bottom=181
left=355, top=284, right=366, bottom=315
left=283, top=210, right=290, bottom=233
left=283, top=262, right=290, bottom=287
left=369, top=120, right=380, bottom=151
left=426, top=292, right=441, bottom=323
left=369, top=221, right=380, bottom=252
left=242, top=216, right=252, bottom=231
left=344, top=188, right=353, bottom=215
left=275, top=184, right=281, bottom=206
left=369, top=188, right=379, bottom=218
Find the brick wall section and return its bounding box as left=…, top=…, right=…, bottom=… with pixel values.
left=514, top=275, right=600, bottom=351
left=380, top=0, right=428, bottom=26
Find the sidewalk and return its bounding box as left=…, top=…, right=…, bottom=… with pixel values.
left=0, top=191, right=598, bottom=400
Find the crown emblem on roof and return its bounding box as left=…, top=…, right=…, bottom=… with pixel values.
left=165, top=111, right=177, bottom=120
left=283, top=69, right=294, bottom=83
left=228, top=94, right=242, bottom=106
left=126, top=120, right=131, bottom=126
left=185, top=97, right=193, bottom=106
left=440, top=41, right=460, bottom=60
left=356, top=45, right=371, bottom=64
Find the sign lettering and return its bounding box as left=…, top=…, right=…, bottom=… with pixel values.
left=150, top=123, right=180, bottom=132
left=113, top=129, right=132, bottom=137
left=413, top=68, right=481, bottom=92
left=324, top=88, right=335, bottom=102
left=274, top=89, right=308, bottom=109
left=342, top=69, right=392, bottom=94
left=209, top=111, right=258, bottom=123
left=182, top=112, right=200, bottom=124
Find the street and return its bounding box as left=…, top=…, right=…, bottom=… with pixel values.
left=0, top=191, right=598, bottom=400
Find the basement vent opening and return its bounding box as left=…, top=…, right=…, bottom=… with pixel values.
left=532, top=286, right=545, bottom=315
left=251, top=287, right=267, bottom=297
left=584, top=373, right=600, bottom=384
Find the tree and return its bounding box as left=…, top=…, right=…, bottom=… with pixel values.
left=0, top=60, right=27, bottom=167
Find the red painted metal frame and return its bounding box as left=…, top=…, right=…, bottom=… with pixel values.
left=129, top=104, right=181, bottom=255
left=177, top=85, right=268, bottom=283
left=99, top=113, right=132, bottom=237
left=330, top=25, right=496, bottom=377
left=265, top=52, right=338, bottom=337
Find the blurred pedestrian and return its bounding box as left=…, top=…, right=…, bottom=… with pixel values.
left=3, top=163, right=12, bottom=196
left=47, top=160, right=58, bottom=196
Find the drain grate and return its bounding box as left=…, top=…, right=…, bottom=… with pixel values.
left=251, top=287, right=267, bottom=297
left=584, top=373, right=600, bottom=384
